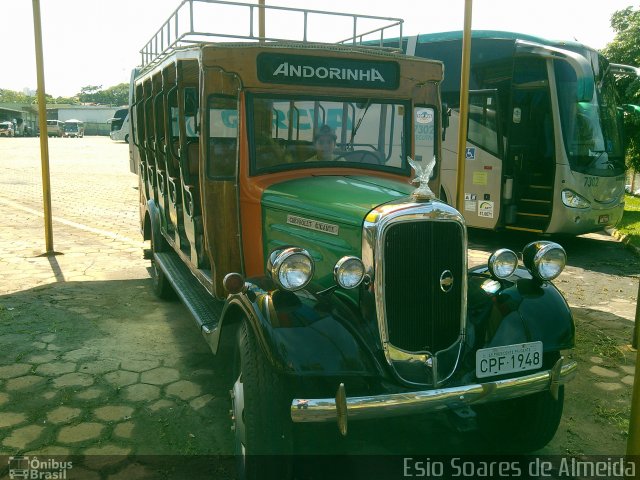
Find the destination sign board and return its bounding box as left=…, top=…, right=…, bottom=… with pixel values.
left=257, top=53, right=400, bottom=90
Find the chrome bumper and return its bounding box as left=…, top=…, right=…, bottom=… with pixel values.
left=291, top=358, right=576, bottom=430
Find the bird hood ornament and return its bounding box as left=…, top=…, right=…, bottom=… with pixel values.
left=408, top=156, right=436, bottom=200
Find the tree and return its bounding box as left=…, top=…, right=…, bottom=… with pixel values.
left=77, top=83, right=128, bottom=105
left=602, top=7, right=640, bottom=174
left=0, top=89, right=32, bottom=103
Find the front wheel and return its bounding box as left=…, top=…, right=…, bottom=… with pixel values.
left=231, top=321, right=293, bottom=480
left=476, top=386, right=564, bottom=453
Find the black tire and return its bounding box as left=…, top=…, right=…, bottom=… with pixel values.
left=476, top=386, right=564, bottom=453
left=149, top=228, right=174, bottom=299
left=124, top=134, right=129, bottom=143
left=231, top=321, right=293, bottom=480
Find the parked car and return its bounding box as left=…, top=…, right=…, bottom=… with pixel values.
left=0, top=121, right=15, bottom=137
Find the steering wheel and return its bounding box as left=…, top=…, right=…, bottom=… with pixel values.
left=335, top=150, right=384, bottom=165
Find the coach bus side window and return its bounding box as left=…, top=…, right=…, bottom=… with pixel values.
left=207, top=96, right=238, bottom=179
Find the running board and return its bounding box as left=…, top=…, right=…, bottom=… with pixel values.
left=154, top=251, right=224, bottom=346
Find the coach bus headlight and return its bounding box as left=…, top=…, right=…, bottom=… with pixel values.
left=334, top=256, right=365, bottom=289
left=487, top=249, right=518, bottom=279
left=561, top=189, right=590, bottom=209
left=522, top=241, right=566, bottom=282
left=267, top=247, right=314, bottom=291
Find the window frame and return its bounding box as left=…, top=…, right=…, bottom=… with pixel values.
left=205, top=93, right=239, bottom=180
left=246, top=92, right=413, bottom=177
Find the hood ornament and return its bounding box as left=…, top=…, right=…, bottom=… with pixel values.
left=408, top=156, right=436, bottom=201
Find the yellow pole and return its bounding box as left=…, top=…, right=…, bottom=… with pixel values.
left=258, top=0, right=265, bottom=42
left=32, top=0, right=54, bottom=254
left=455, top=0, right=473, bottom=211
left=627, top=279, right=640, bottom=460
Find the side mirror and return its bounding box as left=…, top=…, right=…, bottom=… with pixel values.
left=623, top=104, right=640, bottom=117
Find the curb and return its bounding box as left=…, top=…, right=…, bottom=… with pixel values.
left=606, top=227, right=640, bottom=257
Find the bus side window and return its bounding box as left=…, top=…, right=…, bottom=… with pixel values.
left=207, top=95, right=238, bottom=178
left=185, top=87, right=199, bottom=138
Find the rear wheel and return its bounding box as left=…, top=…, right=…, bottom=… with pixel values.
left=149, top=228, right=174, bottom=299
left=231, top=321, right=293, bottom=480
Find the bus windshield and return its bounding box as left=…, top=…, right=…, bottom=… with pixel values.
left=245, top=95, right=414, bottom=175
left=555, top=58, right=625, bottom=177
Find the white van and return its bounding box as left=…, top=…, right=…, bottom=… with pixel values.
left=46, top=120, right=64, bottom=137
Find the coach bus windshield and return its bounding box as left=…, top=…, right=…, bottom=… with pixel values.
left=244, top=95, right=418, bottom=175
left=555, top=58, right=625, bottom=177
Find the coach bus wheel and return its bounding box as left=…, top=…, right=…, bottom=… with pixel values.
left=149, top=230, right=174, bottom=300
left=231, top=320, right=293, bottom=480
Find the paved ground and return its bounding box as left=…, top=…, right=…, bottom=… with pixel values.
left=0, top=137, right=637, bottom=479
left=0, top=137, right=235, bottom=479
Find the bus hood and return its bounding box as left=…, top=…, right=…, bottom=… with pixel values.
left=262, top=175, right=413, bottom=227
left=261, top=175, right=414, bottom=287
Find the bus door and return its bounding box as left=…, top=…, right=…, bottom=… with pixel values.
left=441, top=89, right=502, bottom=229
left=505, top=57, right=554, bottom=233
left=201, top=68, right=243, bottom=298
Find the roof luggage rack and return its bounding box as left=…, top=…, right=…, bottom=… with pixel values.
left=139, top=0, right=403, bottom=70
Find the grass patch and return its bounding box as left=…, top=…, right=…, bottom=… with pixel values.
left=575, top=322, right=627, bottom=361
left=594, top=402, right=630, bottom=435
left=617, top=194, right=640, bottom=250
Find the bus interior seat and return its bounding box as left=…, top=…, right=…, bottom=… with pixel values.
left=284, top=140, right=314, bottom=162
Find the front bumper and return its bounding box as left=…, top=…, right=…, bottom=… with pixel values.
left=291, top=358, right=576, bottom=430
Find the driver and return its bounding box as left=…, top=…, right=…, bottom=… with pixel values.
left=306, top=125, right=337, bottom=162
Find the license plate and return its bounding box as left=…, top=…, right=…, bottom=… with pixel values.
left=598, top=215, right=609, bottom=224
left=476, top=341, right=543, bottom=378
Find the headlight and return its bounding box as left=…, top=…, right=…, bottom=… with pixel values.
left=334, top=256, right=365, bottom=289
left=487, top=248, right=518, bottom=279
left=267, top=247, right=314, bottom=291
left=561, top=189, right=590, bottom=209
left=522, top=241, right=566, bottom=282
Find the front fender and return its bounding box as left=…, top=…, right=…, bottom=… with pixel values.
left=215, top=277, right=383, bottom=379
left=467, top=266, right=575, bottom=352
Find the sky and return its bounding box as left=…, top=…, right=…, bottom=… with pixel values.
left=2, top=0, right=638, bottom=98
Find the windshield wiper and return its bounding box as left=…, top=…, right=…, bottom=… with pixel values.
left=349, top=100, right=372, bottom=150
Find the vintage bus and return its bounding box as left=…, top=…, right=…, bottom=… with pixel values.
left=393, top=31, right=633, bottom=234
left=63, top=119, right=85, bottom=138
left=131, top=2, right=576, bottom=478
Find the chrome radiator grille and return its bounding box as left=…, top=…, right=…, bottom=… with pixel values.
left=383, top=220, right=463, bottom=353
